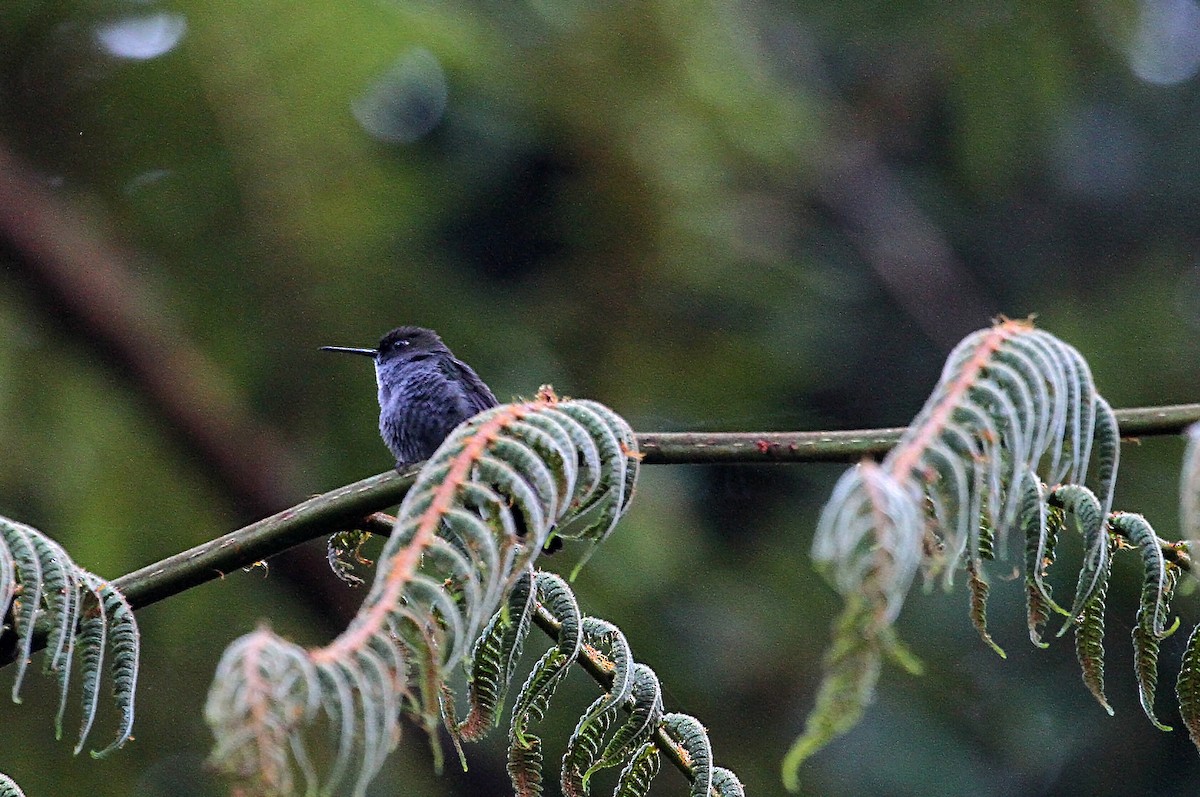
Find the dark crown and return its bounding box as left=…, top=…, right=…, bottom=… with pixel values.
left=376, top=326, right=447, bottom=357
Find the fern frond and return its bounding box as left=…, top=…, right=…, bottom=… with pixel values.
left=613, top=741, right=660, bottom=797
left=510, top=572, right=583, bottom=749
left=1048, top=484, right=1110, bottom=636
left=1177, top=622, right=1200, bottom=754
left=507, top=573, right=583, bottom=796
left=562, top=702, right=617, bottom=797
left=456, top=569, right=739, bottom=797
left=1114, top=513, right=1173, bottom=638
left=782, top=596, right=883, bottom=791
left=78, top=573, right=140, bottom=757
left=0, top=773, right=27, bottom=797
left=966, top=558, right=1005, bottom=658
left=204, top=397, right=640, bottom=797
left=801, top=321, right=1110, bottom=787
left=1110, top=511, right=1181, bottom=731
left=660, top=713, right=712, bottom=797
left=1183, top=423, right=1200, bottom=544
left=0, top=515, right=140, bottom=756
left=1074, top=534, right=1116, bottom=715
left=455, top=568, right=536, bottom=742
left=1133, top=576, right=1180, bottom=732
left=560, top=618, right=634, bottom=797
left=712, top=766, right=746, bottom=797
left=586, top=663, right=663, bottom=784
left=1022, top=476, right=1066, bottom=647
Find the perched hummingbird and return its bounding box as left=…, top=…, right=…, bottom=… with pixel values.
left=322, top=326, right=498, bottom=469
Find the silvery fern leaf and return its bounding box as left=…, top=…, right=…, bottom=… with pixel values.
left=0, top=773, right=26, bottom=797
left=791, top=320, right=1117, bottom=790
left=204, top=396, right=640, bottom=797
left=0, top=515, right=140, bottom=758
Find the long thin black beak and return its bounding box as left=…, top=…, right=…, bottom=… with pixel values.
left=320, top=346, right=378, bottom=357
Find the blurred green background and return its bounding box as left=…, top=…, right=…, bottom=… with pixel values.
left=1, top=0, right=1200, bottom=795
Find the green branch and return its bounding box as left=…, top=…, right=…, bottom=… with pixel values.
left=638, top=402, right=1200, bottom=464
left=102, top=401, right=1200, bottom=612
left=3, top=401, right=1196, bottom=664
left=113, top=468, right=418, bottom=610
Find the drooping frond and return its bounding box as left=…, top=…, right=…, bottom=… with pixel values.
left=614, top=741, right=660, bottom=797
left=456, top=568, right=537, bottom=742
left=1023, top=476, right=1065, bottom=647
left=1073, top=533, right=1115, bottom=715
left=584, top=663, right=663, bottom=785
left=1048, top=484, right=1110, bottom=636
left=1183, top=423, right=1200, bottom=545
left=660, top=713, right=712, bottom=797
left=0, top=514, right=140, bottom=757
left=1118, top=510, right=1182, bottom=732
left=1114, top=513, right=1174, bottom=639
left=1178, top=623, right=1200, bottom=751
left=782, top=595, right=886, bottom=792
left=794, top=320, right=1116, bottom=789
left=446, top=567, right=735, bottom=797
left=204, top=396, right=641, bottom=797
left=712, top=767, right=746, bottom=797
left=508, top=572, right=582, bottom=796
left=966, top=558, right=1005, bottom=659
left=0, top=773, right=26, bottom=797
left=560, top=618, right=634, bottom=797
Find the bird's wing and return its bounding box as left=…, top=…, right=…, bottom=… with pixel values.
left=440, top=357, right=500, bottom=414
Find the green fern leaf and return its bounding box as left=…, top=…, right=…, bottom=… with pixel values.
left=660, top=713, right=712, bottom=797
left=1113, top=510, right=1182, bottom=732
left=803, top=321, right=1111, bottom=788
left=25, top=524, right=82, bottom=740
left=205, top=397, right=638, bottom=797
left=561, top=617, right=634, bottom=796
left=2, top=519, right=44, bottom=702
left=1089, top=397, right=1119, bottom=522
left=508, top=732, right=545, bottom=797
left=712, top=766, right=746, bottom=797
left=1074, top=535, right=1115, bottom=715
left=1114, top=513, right=1173, bottom=638
left=613, top=740, right=660, bottom=797
left=783, top=596, right=882, bottom=791
left=0, top=515, right=140, bottom=756
left=553, top=401, right=640, bottom=577
left=507, top=572, right=583, bottom=796
left=966, top=558, right=1006, bottom=658
left=562, top=699, right=617, bottom=797
left=587, top=663, right=663, bottom=782
left=1048, top=484, right=1108, bottom=636
left=456, top=568, right=536, bottom=742
left=1131, top=598, right=1179, bottom=732
left=82, top=574, right=140, bottom=758
left=0, top=773, right=27, bottom=797
left=511, top=572, right=583, bottom=746
left=1177, top=622, right=1200, bottom=754
left=1022, top=475, right=1066, bottom=647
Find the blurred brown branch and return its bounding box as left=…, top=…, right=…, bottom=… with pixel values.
left=0, top=140, right=360, bottom=621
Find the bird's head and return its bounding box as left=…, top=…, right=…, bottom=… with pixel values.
left=321, top=326, right=448, bottom=363
left=321, top=326, right=451, bottom=399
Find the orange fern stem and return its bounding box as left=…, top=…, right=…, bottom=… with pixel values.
left=887, top=319, right=1028, bottom=478
left=313, top=401, right=538, bottom=666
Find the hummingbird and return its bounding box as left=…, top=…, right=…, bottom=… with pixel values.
left=321, top=326, right=498, bottom=469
